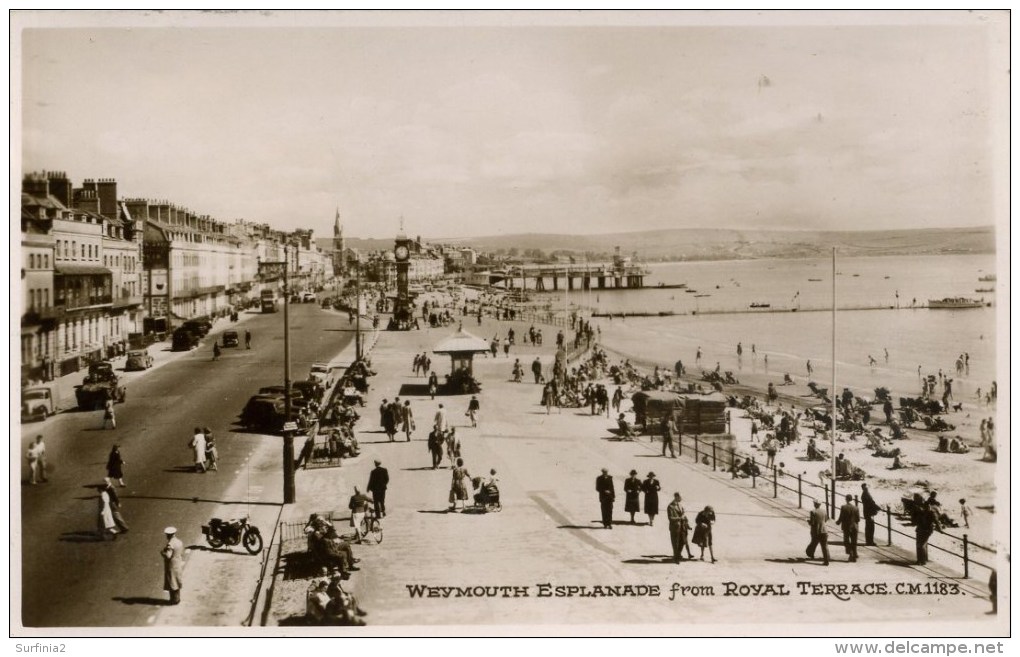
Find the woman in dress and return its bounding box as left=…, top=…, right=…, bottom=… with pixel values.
left=106, top=444, right=126, bottom=487
left=97, top=484, right=118, bottom=540
left=692, top=505, right=717, bottom=562
left=449, top=457, right=471, bottom=512
left=623, top=470, right=642, bottom=524
left=642, top=472, right=661, bottom=527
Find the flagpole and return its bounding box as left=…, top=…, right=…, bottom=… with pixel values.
left=830, top=247, right=837, bottom=517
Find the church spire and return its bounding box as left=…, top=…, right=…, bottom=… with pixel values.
left=334, top=206, right=341, bottom=237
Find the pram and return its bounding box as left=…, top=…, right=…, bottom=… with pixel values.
left=471, top=477, right=502, bottom=512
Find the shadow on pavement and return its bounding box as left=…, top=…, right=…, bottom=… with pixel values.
left=557, top=523, right=604, bottom=530
left=402, top=466, right=441, bottom=471
left=398, top=384, right=431, bottom=397
left=765, top=557, right=830, bottom=566
left=113, top=596, right=170, bottom=607
left=124, top=494, right=282, bottom=506
left=59, top=531, right=104, bottom=543
left=417, top=509, right=452, bottom=514
left=622, top=556, right=676, bottom=565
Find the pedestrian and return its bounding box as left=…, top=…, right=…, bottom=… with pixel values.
left=348, top=486, right=373, bottom=543
left=444, top=427, right=461, bottom=465
left=402, top=400, right=415, bottom=441
left=763, top=434, right=778, bottom=469
left=161, top=527, right=184, bottom=605
left=106, top=444, right=126, bottom=487
left=204, top=430, right=218, bottom=472
left=503, top=337, right=510, bottom=358
left=245, top=329, right=251, bottom=349
left=861, top=483, right=879, bottom=546
left=666, top=493, right=694, bottom=563
left=661, top=415, right=677, bottom=458
left=434, top=403, right=448, bottom=437
left=692, top=506, right=716, bottom=562
left=543, top=382, right=555, bottom=415
left=806, top=500, right=830, bottom=565
left=911, top=493, right=941, bottom=565
left=531, top=357, right=543, bottom=384
left=622, top=470, right=642, bottom=524
left=596, top=468, right=615, bottom=529
left=213, top=342, right=221, bottom=361
left=836, top=494, right=860, bottom=562
left=383, top=398, right=398, bottom=442
left=367, top=460, right=389, bottom=517
left=104, top=478, right=130, bottom=534
left=97, top=483, right=119, bottom=540
left=449, top=457, right=471, bottom=512
left=379, top=399, right=389, bottom=430
left=428, top=429, right=444, bottom=469
left=428, top=372, right=439, bottom=399
left=26, top=435, right=47, bottom=485
left=642, top=472, right=661, bottom=527
left=466, top=395, right=480, bottom=428
left=102, top=398, right=116, bottom=430
left=189, top=427, right=207, bottom=473
left=959, top=498, right=972, bottom=529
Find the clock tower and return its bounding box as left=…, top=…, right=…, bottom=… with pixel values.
left=393, top=232, right=413, bottom=327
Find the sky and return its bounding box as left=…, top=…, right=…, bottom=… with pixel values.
left=17, top=11, right=1008, bottom=240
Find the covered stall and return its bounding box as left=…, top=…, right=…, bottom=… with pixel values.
left=432, top=329, right=489, bottom=394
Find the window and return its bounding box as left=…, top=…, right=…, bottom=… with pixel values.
left=29, top=254, right=35, bottom=269
left=43, top=289, right=49, bottom=307
left=43, top=254, right=48, bottom=268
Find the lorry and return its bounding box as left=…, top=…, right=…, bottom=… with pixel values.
left=21, top=385, right=56, bottom=422
left=260, top=289, right=278, bottom=313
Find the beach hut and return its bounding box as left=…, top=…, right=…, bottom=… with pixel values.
left=630, top=390, right=684, bottom=430
left=432, top=329, right=490, bottom=393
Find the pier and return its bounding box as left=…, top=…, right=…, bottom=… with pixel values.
left=475, top=247, right=652, bottom=292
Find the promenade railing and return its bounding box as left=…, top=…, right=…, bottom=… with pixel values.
left=659, top=428, right=996, bottom=581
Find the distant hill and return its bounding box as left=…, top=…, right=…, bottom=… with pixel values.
left=319, top=226, right=995, bottom=261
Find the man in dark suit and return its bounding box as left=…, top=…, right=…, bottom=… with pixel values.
left=836, top=494, right=860, bottom=562
left=366, top=460, right=389, bottom=518
left=596, top=468, right=615, bottom=529
left=861, top=483, right=879, bottom=546
left=806, top=500, right=830, bottom=565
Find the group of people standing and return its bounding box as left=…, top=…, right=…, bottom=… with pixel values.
left=595, top=468, right=717, bottom=563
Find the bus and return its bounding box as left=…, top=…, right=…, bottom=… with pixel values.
left=260, top=289, right=278, bottom=313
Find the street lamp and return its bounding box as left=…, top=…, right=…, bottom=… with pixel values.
left=261, top=242, right=296, bottom=504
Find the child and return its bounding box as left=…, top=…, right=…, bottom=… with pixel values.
left=959, top=498, right=972, bottom=528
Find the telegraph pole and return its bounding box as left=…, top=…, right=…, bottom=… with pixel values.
left=283, top=244, right=296, bottom=504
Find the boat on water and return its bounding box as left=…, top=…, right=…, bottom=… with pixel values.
left=694, top=294, right=711, bottom=298
left=978, top=274, right=996, bottom=282
left=749, top=302, right=771, bottom=308
left=928, top=297, right=986, bottom=309
left=684, top=289, right=697, bottom=293
left=975, top=288, right=995, bottom=293
left=808, top=278, right=822, bottom=282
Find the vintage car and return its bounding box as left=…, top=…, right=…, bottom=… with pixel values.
left=258, top=386, right=310, bottom=410
left=21, top=385, right=56, bottom=422
left=309, top=362, right=331, bottom=385
left=88, top=361, right=117, bottom=382
left=182, top=318, right=213, bottom=338
left=301, top=291, right=317, bottom=303
left=221, top=329, right=239, bottom=348
left=125, top=349, right=154, bottom=371
left=172, top=327, right=201, bottom=351
left=292, top=379, right=324, bottom=405
left=239, top=394, right=287, bottom=431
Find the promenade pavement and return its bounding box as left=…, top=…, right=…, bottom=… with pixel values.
left=264, top=312, right=1001, bottom=634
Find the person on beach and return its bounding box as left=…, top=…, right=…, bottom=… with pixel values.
left=959, top=498, right=972, bottom=528
left=692, top=506, right=716, bottom=562
left=806, top=360, right=813, bottom=377
left=642, top=472, right=661, bottom=527
left=596, top=468, right=615, bottom=529
left=763, top=434, right=778, bottom=469
left=695, top=347, right=702, bottom=365
left=806, top=500, right=830, bottom=565
left=764, top=354, right=769, bottom=371
left=612, top=387, right=624, bottom=413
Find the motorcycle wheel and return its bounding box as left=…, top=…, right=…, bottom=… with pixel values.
left=206, top=535, right=224, bottom=549
left=243, top=527, right=263, bottom=554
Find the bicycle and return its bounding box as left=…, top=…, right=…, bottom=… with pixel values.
left=358, top=508, right=383, bottom=544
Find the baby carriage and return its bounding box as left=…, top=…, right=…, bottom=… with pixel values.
left=471, top=477, right=502, bottom=513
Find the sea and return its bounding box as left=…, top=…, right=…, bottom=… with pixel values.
left=535, top=254, right=1000, bottom=402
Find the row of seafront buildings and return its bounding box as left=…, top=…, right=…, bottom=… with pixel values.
left=20, top=170, right=335, bottom=384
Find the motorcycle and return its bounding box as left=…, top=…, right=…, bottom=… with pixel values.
left=201, top=516, right=264, bottom=554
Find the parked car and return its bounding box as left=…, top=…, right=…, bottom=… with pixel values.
left=21, top=385, right=56, bottom=422
left=222, top=329, right=239, bottom=348
left=292, top=379, right=324, bottom=405
left=301, top=291, right=317, bottom=303
left=87, top=361, right=117, bottom=382
left=309, top=362, right=331, bottom=385
left=240, top=395, right=287, bottom=431
left=182, top=318, right=212, bottom=337
left=125, top=349, right=154, bottom=371
left=258, top=386, right=310, bottom=409
left=172, top=327, right=200, bottom=351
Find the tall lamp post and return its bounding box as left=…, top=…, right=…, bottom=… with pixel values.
left=262, top=243, right=296, bottom=504
left=355, top=254, right=362, bottom=361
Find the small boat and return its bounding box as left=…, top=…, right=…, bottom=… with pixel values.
left=978, top=275, right=996, bottom=282
left=852, top=274, right=860, bottom=277
left=808, top=278, right=822, bottom=282
left=928, top=297, right=986, bottom=309
left=694, top=294, right=711, bottom=298
left=884, top=276, right=891, bottom=279
left=749, top=302, right=771, bottom=309
left=685, top=289, right=697, bottom=293
left=975, top=288, right=995, bottom=293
